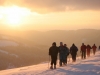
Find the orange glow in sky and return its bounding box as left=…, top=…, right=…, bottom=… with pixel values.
left=0, top=0, right=100, bottom=31
left=0, top=5, right=32, bottom=27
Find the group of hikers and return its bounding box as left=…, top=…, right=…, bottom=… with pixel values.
left=49, top=42, right=97, bottom=69
left=81, top=43, right=97, bottom=59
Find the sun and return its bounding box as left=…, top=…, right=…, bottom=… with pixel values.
left=7, top=13, right=21, bottom=25
left=1, top=5, right=31, bottom=26
left=4, top=6, right=23, bottom=26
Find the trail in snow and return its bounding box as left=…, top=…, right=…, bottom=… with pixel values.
left=0, top=51, right=100, bottom=75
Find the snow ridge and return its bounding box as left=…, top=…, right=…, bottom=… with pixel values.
left=0, top=51, right=100, bottom=75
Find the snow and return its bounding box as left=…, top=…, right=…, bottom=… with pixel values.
left=0, top=51, right=100, bottom=75
left=0, top=50, right=9, bottom=54
left=7, top=63, right=15, bottom=69
left=1, top=36, right=9, bottom=39
left=10, top=54, right=19, bottom=58
left=0, top=49, right=19, bottom=58
left=0, top=40, right=19, bottom=47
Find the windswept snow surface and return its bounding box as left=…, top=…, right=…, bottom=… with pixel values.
left=0, top=50, right=9, bottom=54
left=0, top=51, right=100, bottom=75
left=0, top=49, right=19, bottom=58
left=1, top=36, right=9, bottom=39
left=0, top=40, right=19, bottom=47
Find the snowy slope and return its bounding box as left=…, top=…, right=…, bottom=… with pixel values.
left=0, top=40, right=19, bottom=47
left=0, top=51, right=100, bottom=75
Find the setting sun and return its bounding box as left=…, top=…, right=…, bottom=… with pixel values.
left=0, top=5, right=31, bottom=26
left=7, top=13, right=21, bottom=25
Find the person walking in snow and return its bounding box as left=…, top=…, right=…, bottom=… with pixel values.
left=59, top=42, right=67, bottom=66
left=99, top=46, right=100, bottom=50
left=64, top=44, right=69, bottom=65
left=80, top=43, right=87, bottom=59
left=92, top=44, right=97, bottom=55
left=49, top=42, right=59, bottom=69
left=70, top=44, right=78, bottom=62
left=86, top=44, right=91, bottom=57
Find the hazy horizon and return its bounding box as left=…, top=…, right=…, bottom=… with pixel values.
left=0, top=27, right=100, bottom=32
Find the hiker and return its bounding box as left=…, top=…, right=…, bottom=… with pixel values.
left=49, top=42, right=59, bottom=69
left=99, top=46, right=100, bottom=50
left=80, top=43, right=87, bottom=59
left=70, top=44, right=78, bottom=62
left=86, top=44, right=91, bottom=57
left=59, top=42, right=67, bottom=66
left=92, top=44, right=97, bottom=55
left=64, top=44, right=69, bottom=65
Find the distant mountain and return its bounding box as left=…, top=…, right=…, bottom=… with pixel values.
left=17, top=29, right=100, bottom=47
left=0, top=34, right=49, bottom=70
left=0, top=29, right=100, bottom=70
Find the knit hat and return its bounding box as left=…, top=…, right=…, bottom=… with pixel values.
left=60, top=42, right=63, bottom=44
left=52, top=42, right=56, bottom=46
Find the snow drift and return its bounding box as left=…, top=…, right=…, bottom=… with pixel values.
left=0, top=50, right=100, bottom=75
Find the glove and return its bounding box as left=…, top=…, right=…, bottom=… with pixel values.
left=67, top=53, right=69, bottom=56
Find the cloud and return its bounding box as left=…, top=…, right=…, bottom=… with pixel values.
left=0, top=0, right=5, bottom=5
left=0, top=0, right=100, bottom=13
left=19, top=0, right=100, bottom=13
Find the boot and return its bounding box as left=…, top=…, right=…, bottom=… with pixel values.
left=54, top=65, right=56, bottom=69
left=50, top=65, right=53, bottom=69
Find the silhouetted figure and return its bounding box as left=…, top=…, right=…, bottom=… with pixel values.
left=81, top=43, right=87, bottom=59
left=70, top=44, right=78, bottom=62
left=92, top=44, right=97, bottom=55
left=86, top=44, right=91, bottom=57
left=64, top=44, right=69, bottom=65
left=49, top=42, right=59, bottom=69
left=59, top=42, right=67, bottom=66
left=99, top=46, right=100, bottom=50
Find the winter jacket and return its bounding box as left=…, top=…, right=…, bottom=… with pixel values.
left=87, top=45, right=91, bottom=50
left=70, top=45, right=78, bottom=55
left=59, top=46, right=67, bottom=55
left=92, top=45, right=97, bottom=50
left=59, top=46, right=67, bottom=60
left=49, top=46, right=59, bottom=57
left=64, top=46, right=70, bottom=56
left=81, top=45, right=87, bottom=51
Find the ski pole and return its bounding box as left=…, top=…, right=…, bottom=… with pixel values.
left=48, top=55, right=50, bottom=69
left=77, top=54, right=79, bottom=60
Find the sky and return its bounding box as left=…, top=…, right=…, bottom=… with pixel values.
left=0, top=0, right=100, bottom=31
